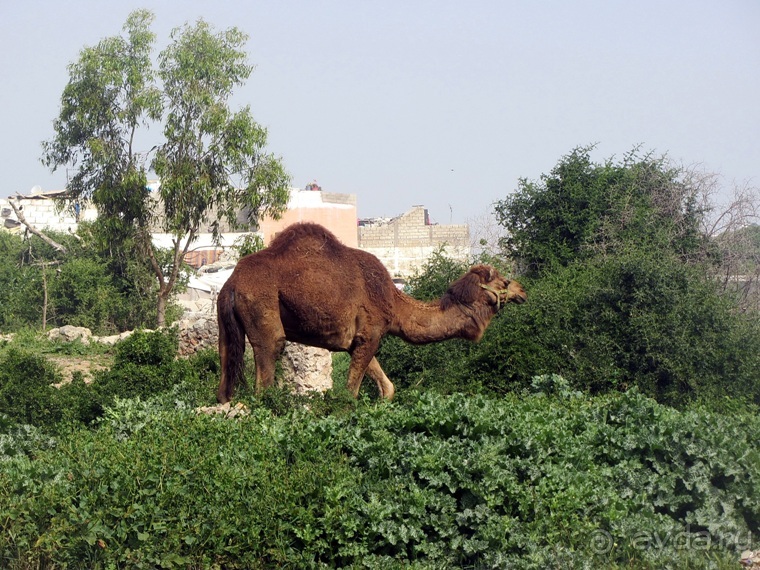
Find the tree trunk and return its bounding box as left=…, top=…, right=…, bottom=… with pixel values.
left=157, top=291, right=168, bottom=328
left=41, top=264, right=48, bottom=331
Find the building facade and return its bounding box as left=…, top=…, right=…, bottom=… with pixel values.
left=358, top=206, right=470, bottom=278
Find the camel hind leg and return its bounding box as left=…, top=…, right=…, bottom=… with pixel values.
left=346, top=336, right=394, bottom=400
left=239, top=317, right=286, bottom=393
left=365, top=357, right=395, bottom=400
left=217, top=320, right=244, bottom=403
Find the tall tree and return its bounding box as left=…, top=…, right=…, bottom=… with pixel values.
left=43, top=10, right=290, bottom=326
left=494, top=146, right=708, bottom=276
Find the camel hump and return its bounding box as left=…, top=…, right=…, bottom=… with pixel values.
left=266, top=222, right=345, bottom=255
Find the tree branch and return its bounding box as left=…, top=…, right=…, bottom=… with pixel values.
left=8, top=196, right=68, bottom=254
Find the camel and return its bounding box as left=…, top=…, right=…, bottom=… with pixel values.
left=216, top=222, right=526, bottom=403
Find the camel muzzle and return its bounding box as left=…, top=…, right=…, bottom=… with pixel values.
left=480, top=284, right=512, bottom=310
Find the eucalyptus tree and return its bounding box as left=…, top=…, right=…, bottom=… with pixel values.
left=43, top=10, right=290, bottom=326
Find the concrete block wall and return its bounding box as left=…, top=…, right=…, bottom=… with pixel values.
left=0, top=196, right=97, bottom=234
left=358, top=206, right=470, bottom=278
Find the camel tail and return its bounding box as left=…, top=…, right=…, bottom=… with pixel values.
left=217, top=286, right=246, bottom=403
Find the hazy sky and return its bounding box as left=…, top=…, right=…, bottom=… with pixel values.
left=2, top=0, right=758, bottom=224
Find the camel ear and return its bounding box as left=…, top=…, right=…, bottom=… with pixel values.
left=469, top=265, right=495, bottom=282
left=442, top=268, right=484, bottom=308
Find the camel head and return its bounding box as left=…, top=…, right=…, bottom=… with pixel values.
left=442, top=264, right=527, bottom=311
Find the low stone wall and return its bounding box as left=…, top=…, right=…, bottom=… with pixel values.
left=45, top=314, right=334, bottom=395
left=176, top=312, right=218, bottom=357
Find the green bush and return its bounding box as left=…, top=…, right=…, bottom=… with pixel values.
left=0, top=331, right=220, bottom=434
left=0, top=348, right=64, bottom=430
left=468, top=250, right=760, bottom=407
left=114, top=328, right=178, bottom=368
left=0, top=234, right=45, bottom=331
left=494, top=146, right=708, bottom=276
left=0, top=414, right=57, bottom=460
left=0, top=390, right=755, bottom=568
left=49, top=257, right=121, bottom=334
left=0, top=227, right=169, bottom=334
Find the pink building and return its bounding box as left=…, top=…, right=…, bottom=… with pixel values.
left=258, top=189, right=358, bottom=247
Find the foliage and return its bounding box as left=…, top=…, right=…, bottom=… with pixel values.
left=371, top=217, right=760, bottom=408
left=0, top=414, right=57, bottom=461
left=494, top=146, right=709, bottom=276
left=0, top=348, right=67, bottom=431
left=48, top=257, right=120, bottom=332
left=77, top=220, right=169, bottom=330
left=0, top=330, right=220, bottom=434
left=154, top=20, right=290, bottom=241
left=403, top=246, right=470, bottom=301
left=0, top=232, right=44, bottom=330
left=473, top=145, right=760, bottom=408
left=91, top=329, right=202, bottom=413
left=0, top=228, right=162, bottom=334
left=0, top=390, right=755, bottom=568
left=232, top=232, right=265, bottom=258
left=468, top=249, right=760, bottom=406
left=113, top=329, right=178, bottom=368
left=42, top=10, right=290, bottom=326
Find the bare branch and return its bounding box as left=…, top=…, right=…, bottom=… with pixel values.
left=7, top=196, right=68, bottom=255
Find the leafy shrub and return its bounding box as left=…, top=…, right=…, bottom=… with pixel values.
left=0, top=227, right=167, bottom=334
left=233, top=232, right=265, bottom=257
left=469, top=250, right=760, bottom=407
left=49, top=257, right=121, bottom=334
left=494, top=146, right=708, bottom=276
left=87, top=334, right=226, bottom=420
left=0, top=348, right=64, bottom=430
left=177, top=348, right=223, bottom=407
left=0, top=414, right=56, bottom=460
left=94, top=362, right=169, bottom=403
left=0, top=234, right=46, bottom=331
left=0, top=330, right=219, bottom=434
left=0, top=391, right=755, bottom=568
left=114, top=328, right=178, bottom=368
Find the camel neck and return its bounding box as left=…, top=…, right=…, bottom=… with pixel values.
left=389, top=289, right=492, bottom=344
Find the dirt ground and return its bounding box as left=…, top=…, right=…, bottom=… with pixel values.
left=48, top=355, right=113, bottom=385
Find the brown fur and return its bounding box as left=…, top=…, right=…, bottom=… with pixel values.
left=216, top=222, right=526, bottom=402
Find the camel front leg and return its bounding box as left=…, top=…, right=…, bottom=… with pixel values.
left=365, top=357, right=395, bottom=400
left=346, top=338, right=381, bottom=398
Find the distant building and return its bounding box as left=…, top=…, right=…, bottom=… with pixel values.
left=358, top=206, right=470, bottom=278
left=3, top=187, right=467, bottom=281
left=258, top=188, right=358, bottom=247
left=0, top=188, right=96, bottom=234
left=149, top=184, right=358, bottom=267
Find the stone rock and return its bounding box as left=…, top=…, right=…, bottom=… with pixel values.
left=47, top=325, right=92, bottom=344
left=741, top=550, right=760, bottom=568
left=195, top=401, right=250, bottom=418
left=176, top=312, right=219, bottom=357
left=280, top=342, right=333, bottom=394
left=42, top=311, right=334, bottom=397
left=94, top=331, right=134, bottom=345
